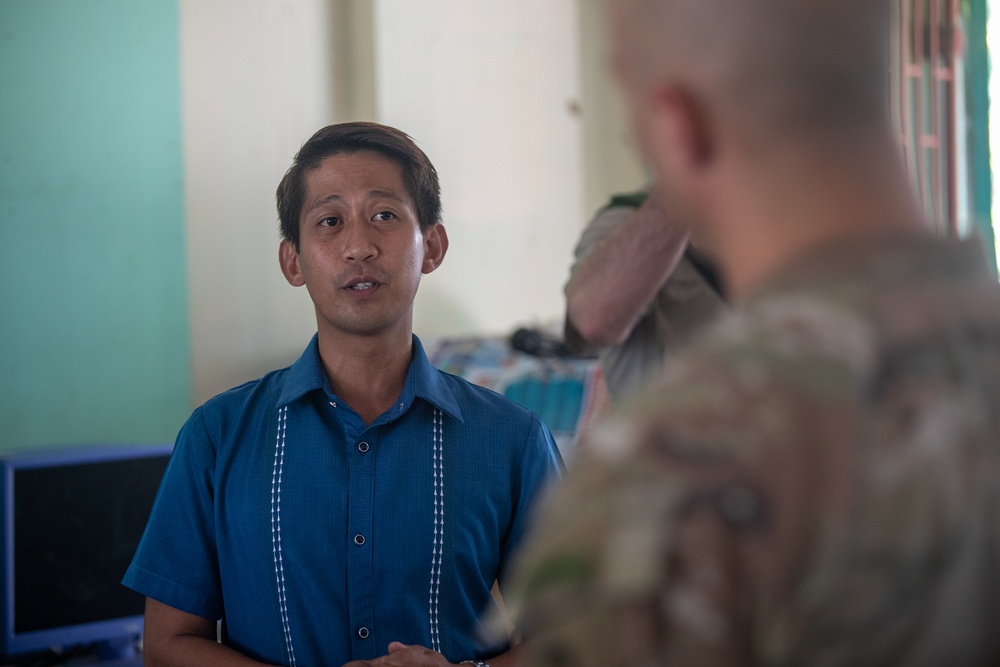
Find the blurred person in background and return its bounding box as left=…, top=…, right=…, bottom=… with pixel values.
left=565, top=186, right=725, bottom=401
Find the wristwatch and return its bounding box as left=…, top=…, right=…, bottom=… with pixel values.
left=460, top=661, right=491, bottom=667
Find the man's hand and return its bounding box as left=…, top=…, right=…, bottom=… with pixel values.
left=341, top=642, right=455, bottom=667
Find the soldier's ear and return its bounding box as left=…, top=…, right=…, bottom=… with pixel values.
left=645, top=84, right=715, bottom=181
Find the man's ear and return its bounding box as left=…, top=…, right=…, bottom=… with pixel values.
left=421, top=223, right=449, bottom=274
left=279, top=239, right=305, bottom=287
left=643, top=84, right=715, bottom=182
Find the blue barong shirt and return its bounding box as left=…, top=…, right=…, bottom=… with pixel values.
left=123, top=335, right=562, bottom=666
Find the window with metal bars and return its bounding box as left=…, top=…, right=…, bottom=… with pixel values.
left=891, top=0, right=968, bottom=235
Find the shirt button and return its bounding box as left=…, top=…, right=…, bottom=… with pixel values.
left=357, top=626, right=370, bottom=639
left=358, top=441, right=370, bottom=453
left=354, top=534, right=366, bottom=546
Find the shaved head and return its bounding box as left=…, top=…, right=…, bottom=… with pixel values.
left=613, top=0, right=892, bottom=145
left=606, top=0, right=921, bottom=299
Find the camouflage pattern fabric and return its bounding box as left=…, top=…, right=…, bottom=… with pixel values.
left=507, top=235, right=1000, bottom=666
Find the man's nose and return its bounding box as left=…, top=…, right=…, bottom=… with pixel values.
left=342, top=221, right=378, bottom=262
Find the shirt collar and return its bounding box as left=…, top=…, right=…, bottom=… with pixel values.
left=277, top=334, right=464, bottom=423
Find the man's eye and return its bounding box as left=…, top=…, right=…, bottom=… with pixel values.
left=373, top=211, right=395, bottom=221
left=319, top=217, right=339, bottom=226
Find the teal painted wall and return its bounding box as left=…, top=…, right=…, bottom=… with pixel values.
left=0, top=0, right=189, bottom=450
left=965, top=0, right=995, bottom=274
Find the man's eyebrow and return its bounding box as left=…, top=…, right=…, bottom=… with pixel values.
left=365, top=189, right=405, bottom=203
left=305, top=189, right=405, bottom=213
left=306, top=193, right=343, bottom=213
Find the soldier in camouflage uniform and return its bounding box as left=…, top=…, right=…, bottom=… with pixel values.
left=502, top=0, right=1000, bottom=665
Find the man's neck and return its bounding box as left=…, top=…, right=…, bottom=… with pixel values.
left=316, top=327, right=414, bottom=426
left=710, top=135, right=931, bottom=301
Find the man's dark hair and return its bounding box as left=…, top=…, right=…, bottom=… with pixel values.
left=276, top=122, right=442, bottom=249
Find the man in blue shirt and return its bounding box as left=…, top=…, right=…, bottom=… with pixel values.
left=124, top=122, right=563, bottom=667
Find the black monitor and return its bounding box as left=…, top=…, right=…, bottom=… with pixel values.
left=0, top=443, right=172, bottom=664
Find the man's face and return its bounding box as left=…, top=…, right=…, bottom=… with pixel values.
left=279, top=150, right=446, bottom=342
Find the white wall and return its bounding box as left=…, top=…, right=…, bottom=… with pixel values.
left=374, top=0, right=585, bottom=339
left=578, top=0, right=647, bottom=215
left=181, top=0, right=332, bottom=402
left=181, top=0, right=641, bottom=404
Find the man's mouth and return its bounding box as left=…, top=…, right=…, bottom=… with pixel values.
left=349, top=282, right=375, bottom=291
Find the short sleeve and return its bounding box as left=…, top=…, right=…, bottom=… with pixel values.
left=121, top=406, right=223, bottom=619
left=497, top=415, right=564, bottom=588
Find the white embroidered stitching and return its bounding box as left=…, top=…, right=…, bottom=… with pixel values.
left=271, top=406, right=297, bottom=666
left=428, top=408, right=444, bottom=653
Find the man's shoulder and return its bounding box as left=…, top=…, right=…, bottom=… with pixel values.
left=600, top=294, right=876, bottom=459
left=682, top=293, right=875, bottom=383
left=195, top=365, right=292, bottom=419
left=434, top=368, right=541, bottom=424
left=607, top=238, right=1000, bottom=462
